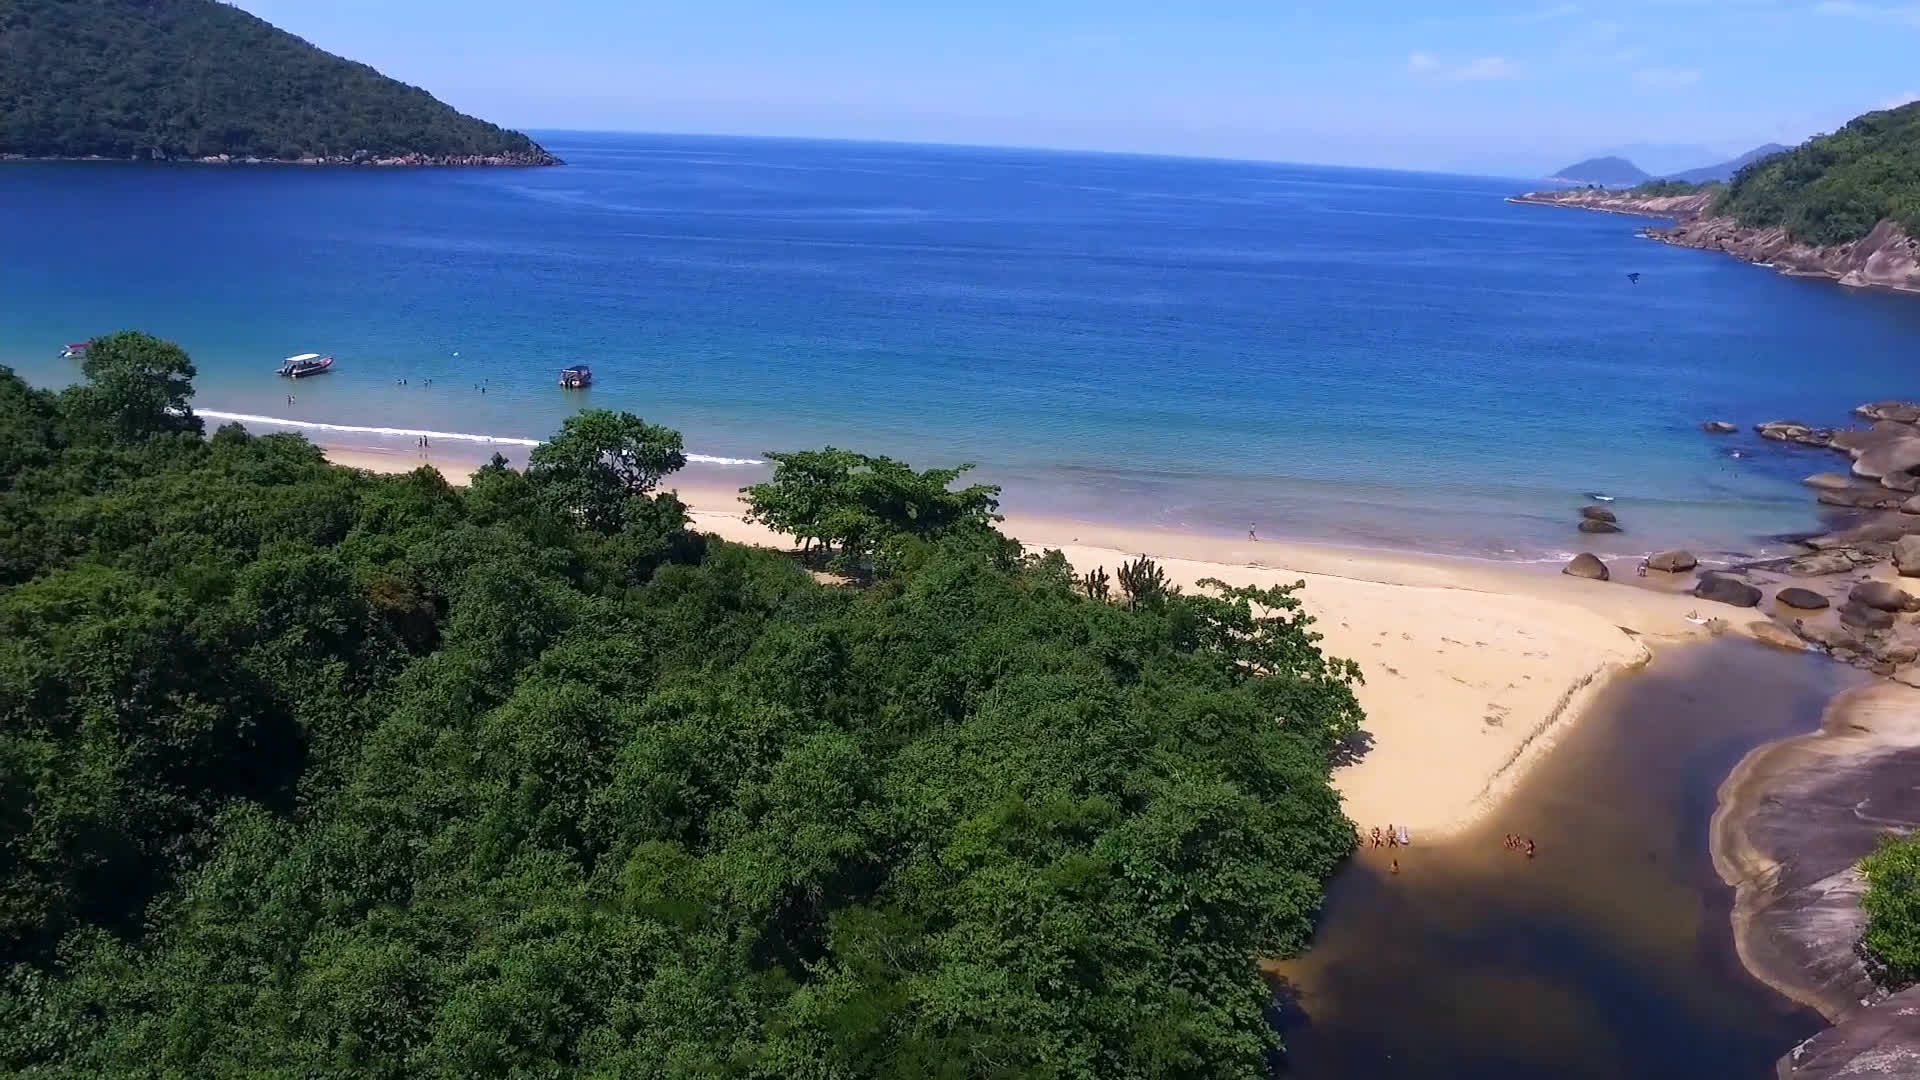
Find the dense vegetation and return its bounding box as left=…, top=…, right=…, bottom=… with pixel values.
left=1717, top=101, right=1920, bottom=246
left=1628, top=178, right=1718, bottom=198
left=0, top=333, right=1364, bottom=1076
left=0, top=0, right=555, bottom=162
left=1860, top=833, right=1920, bottom=991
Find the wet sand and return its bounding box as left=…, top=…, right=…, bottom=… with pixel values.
left=1270, top=639, right=1855, bottom=1079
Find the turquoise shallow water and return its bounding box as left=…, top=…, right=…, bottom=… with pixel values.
left=4, top=131, right=1916, bottom=558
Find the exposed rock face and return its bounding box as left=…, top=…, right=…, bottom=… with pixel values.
left=1804, top=473, right=1857, bottom=492
left=1578, top=519, right=1621, bottom=534
left=1695, top=573, right=1762, bottom=607
left=1647, top=549, right=1699, bottom=572
left=1648, top=216, right=1920, bottom=296
left=1856, top=400, right=1920, bottom=424
left=1507, top=188, right=1716, bottom=218
left=1776, top=587, right=1831, bottom=611
left=1580, top=506, right=1618, bottom=523
left=1898, top=536, right=1920, bottom=577
left=1702, top=420, right=1739, bottom=433
left=1850, top=581, right=1918, bottom=613
left=1827, top=422, right=1915, bottom=460
left=1852, top=438, right=1920, bottom=480
left=1748, top=621, right=1809, bottom=652
left=1777, top=985, right=1920, bottom=1080
left=1563, top=553, right=1609, bottom=580
left=1816, top=488, right=1907, bottom=510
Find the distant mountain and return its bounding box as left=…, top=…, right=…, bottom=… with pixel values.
left=0, top=0, right=557, bottom=164
left=1593, top=142, right=1721, bottom=177
left=1665, top=144, right=1790, bottom=185
left=1548, top=156, right=1652, bottom=186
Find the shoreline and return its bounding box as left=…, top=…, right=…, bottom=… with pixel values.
left=321, top=444, right=1722, bottom=839
left=1708, top=680, right=1920, bottom=1022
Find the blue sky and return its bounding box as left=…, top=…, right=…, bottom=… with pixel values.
left=237, top=0, right=1916, bottom=176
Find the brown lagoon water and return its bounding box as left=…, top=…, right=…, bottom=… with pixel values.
left=1273, top=638, right=1864, bottom=1079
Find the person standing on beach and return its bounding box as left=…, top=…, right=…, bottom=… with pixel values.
left=1249, top=522, right=1258, bottom=541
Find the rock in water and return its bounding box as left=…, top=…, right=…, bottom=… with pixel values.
left=1578, top=519, right=1621, bottom=534
left=1746, top=622, right=1807, bottom=652
left=1850, top=437, right=1920, bottom=479
left=1774, top=587, right=1830, bottom=611
left=1794, top=620, right=1861, bottom=651
left=1701, top=420, right=1738, bottom=433
left=1694, top=573, right=1761, bottom=607
left=1839, top=601, right=1896, bottom=631
left=1646, top=549, right=1698, bottom=573
left=1580, top=505, right=1618, bottom=523
left=1849, top=580, right=1917, bottom=612
left=1897, top=536, right=1920, bottom=577
left=1802, top=472, right=1856, bottom=491
left=1563, top=553, right=1609, bottom=580
left=1905, top=495, right=1920, bottom=515
left=1853, top=400, right=1920, bottom=423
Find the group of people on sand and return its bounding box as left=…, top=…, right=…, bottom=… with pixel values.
left=1364, top=823, right=1411, bottom=875
left=1504, top=833, right=1538, bottom=859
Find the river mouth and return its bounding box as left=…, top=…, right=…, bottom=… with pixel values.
left=1271, top=638, right=1865, bottom=1079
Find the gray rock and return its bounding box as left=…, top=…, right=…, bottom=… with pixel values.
left=1577, top=518, right=1621, bottom=534
left=1747, top=621, right=1807, bottom=652
left=1839, top=602, right=1896, bottom=631
left=1701, top=420, right=1738, bottom=433
left=1803, top=472, right=1856, bottom=491
left=1881, top=470, right=1920, bottom=493
left=1794, top=620, right=1859, bottom=651
left=1563, top=553, right=1609, bottom=580
left=1694, top=573, right=1761, bottom=607
left=1849, top=580, right=1917, bottom=612
left=1775, top=587, right=1830, bottom=610
left=1776, top=985, right=1920, bottom=1080
left=1816, top=488, right=1906, bottom=510
left=1647, top=549, right=1698, bottom=573
left=1851, top=436, right=1920, bottom=479
left=1853, top=399, right=1920, bottom=423
left=1828, top=421, right=1914, bottom=458
left=1871, top=638, right=1920, bottom=666
left=1904, top=495, right=1920, bottom=514
left=1788, top=552, right=1862, bottom=576
left=1580, top=505, right=1618, bottom=523
left=1897, top=535, right=1920, bottom=577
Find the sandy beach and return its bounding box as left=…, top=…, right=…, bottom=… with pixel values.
left=323, top=445, right=1739, bottom=837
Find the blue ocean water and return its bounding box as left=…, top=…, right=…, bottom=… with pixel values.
left=5, top=131, right=1917, bottom=559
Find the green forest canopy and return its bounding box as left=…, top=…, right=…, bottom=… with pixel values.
left=1861, top=832, right=1920, bottom=992
left=0, top=332, right=1365, bottom=1077
left=1715, top=100, right=1920, bottom=247
left=0, top=0, right=555, bottom=162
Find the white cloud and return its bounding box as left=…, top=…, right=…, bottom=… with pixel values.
left=1816, top=1, right=1920, bottom=26
left=1407, top=52, right=1520, bottom=81
left=1633, top=67, right=1703, bottom=89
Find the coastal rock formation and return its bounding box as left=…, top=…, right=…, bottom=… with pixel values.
left=1648, top=217, right=1920, bottom=296
left=1578, top=519, right=1621, bottom=534
left=1898, top=537, right=1920, bottom=577
left=1794, top=621, right=1860, bottom=652
left=1906, top=496, right=1920, bottom=514
left=1851, top=438, right=1920, bottom=481
left=1849, top=581, right=1917, bottom=613
left=1856, top=400, right=1920, bottom=424
left=1804, top=473, right=1856, bottom=492
left=1563, top=553, right=1609, bottom=580
left=1760, top=421, right=1837, bottom=448
left=1777, top=985, right=1920, bottom=1080
left=1507, top=188, right=1716, bottom=219
left=1648, top=549, right=1699, bottom=572
left=1839, top=602, right=1895, bottom=631
left=1789, top=551, right=1872, bottom=577
left=1776, top=587, right=1830, bottom=611
left=1695, top=573, right=1761, bottom=607
left=1702, top=420, right=1738, bottom=434
left=1748, top=621, right=1809, bottom=652
left=1580, top=506, right=1618, bottom=523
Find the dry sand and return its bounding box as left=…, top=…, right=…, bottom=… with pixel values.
left=324, top=447, right=1734, bottom=837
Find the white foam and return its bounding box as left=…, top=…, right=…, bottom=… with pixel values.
left=196, top=409, right=764, bottom=466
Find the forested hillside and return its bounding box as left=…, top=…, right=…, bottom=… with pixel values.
left=0, top=0, right=557, bottom=163
left=1717, top=102, right=1920, bottom=246
left=0, top=333, right=1363, bottom=1076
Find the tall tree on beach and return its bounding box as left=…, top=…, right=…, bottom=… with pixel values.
left=527, top=408, right=687, bottom=533
left=60, top=330, right=202, bottom=442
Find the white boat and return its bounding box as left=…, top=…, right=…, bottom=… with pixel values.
left=277, top=353, right=334, bottom=378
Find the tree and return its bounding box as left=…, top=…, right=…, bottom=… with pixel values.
left=60, top=330, right=202, bottom=442
left=742, top=448, right=1002, bottom=568
left=1117, top=555, right=1175, bottom=609
left=1861, top=832, right=1920, bottom=990
left=527, top=409, right=687, bottom=533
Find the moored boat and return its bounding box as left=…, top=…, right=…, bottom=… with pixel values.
left=559, top=364, right=592, bottom=388
left=277, top=353, right=334, bottom=378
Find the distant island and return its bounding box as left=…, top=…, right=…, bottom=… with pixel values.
left=1518, top=102, right=1920, bottom=294
left=1548, top=143, right=1789, bottom=187
left=0, top=0, right=558, bottom=166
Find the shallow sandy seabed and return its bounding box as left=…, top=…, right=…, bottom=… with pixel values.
left=326, top=447, right=1744, bottom=837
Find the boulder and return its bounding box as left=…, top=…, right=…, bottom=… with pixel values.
left=1774, top=587, right=1830, bottom=610
left=1794, top=620, right=1860, bottom=651
left=1802, top=472, right=1856, bottom=491
left=1871, top=638, right=1920, bottom=666
left=1758, top=420, right=1818, bottom=443
left=1882, top=470, right=1920, bottom=493
left=1577, top=519, right=1621, bottom=534
left=1853, top=399, right=1920, bottom=423
left=1646, top=549, right=1698, bottom=573
left=1828, top=421, right=1913, bottom=458
left=1774, top=985, right=1920, bottom=1080
left=1897, top=535, right=1920, bottom=577
left=1746, top=621, right=1807, bottom=652
left=1787, top=551, right=1862, bottom=576
left=1701, top=420, right=1738, bottom=433
left=1562, top=553, right=1609, bottom=580
left=1580, top=505, right=1617, bottom=523
left=1904, top=495, right=1920, bottom=514
left=1815, top=488, right=1906, bottom=510
left=1849, top=580, right=1917, bottom=612
left=1693, top=573, right=1761, bottom=607
left=1839, top=601, right=1896, bottom=631
left=1850, top=436, right=1920, bottom=479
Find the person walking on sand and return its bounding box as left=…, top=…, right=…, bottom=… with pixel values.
left=1249, top=522, right=1258, bottom=542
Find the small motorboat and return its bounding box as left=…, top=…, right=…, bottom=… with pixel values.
left=59, top=341, right=89, bottom=360
left=559, top=364, right=592, bottom=389
left=277, top=353, right=334, bottom=378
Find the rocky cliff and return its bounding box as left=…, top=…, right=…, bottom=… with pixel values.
left=1510, top=190, right=1920, bottom=295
